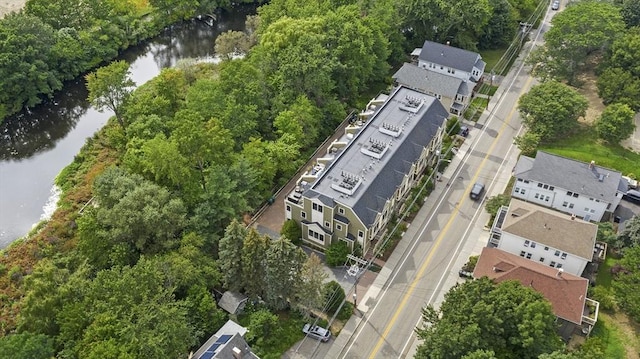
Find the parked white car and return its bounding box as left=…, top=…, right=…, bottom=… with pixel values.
left=302, top=323, right=331, bottom=342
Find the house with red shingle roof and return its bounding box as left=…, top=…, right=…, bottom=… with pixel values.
left=473, top=247, right=599, bottom=339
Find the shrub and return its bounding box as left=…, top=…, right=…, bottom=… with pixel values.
left=323, top=281, right=345, bottom=315
left=325, top=241, right=350, bottom=267
left=462, top=255, right=479, bottom=272
left=280, top=220, right=302, bottom=245
left=589, top=286, right=616, bottom=311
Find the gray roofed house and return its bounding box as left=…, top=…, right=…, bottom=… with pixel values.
left=392, top=63, right=472, bottom=115
left=191, top=320, right=260, bottom=359
left=285, top=86, right=448, bottom=252
left=511, top=151, right=624, bottom=222
left=415, top=40, right=486, bottom=83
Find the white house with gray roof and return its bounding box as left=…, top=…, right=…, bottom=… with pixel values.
left=511, top=151, right=624, bottom=222
left=392, top=63, right=472, bottom=115
left=490, top=199, right=598, bottom=277
left=414, top=40, right=486, bottom=84
left=285, top=86, right=448, bottom=252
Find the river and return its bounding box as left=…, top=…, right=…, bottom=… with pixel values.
left=0, top=5, right=255, bottom=248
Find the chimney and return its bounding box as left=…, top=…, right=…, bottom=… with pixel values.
left=571, top=214, right=576, bottom=220
left=232, top=347, right=242, bottom=359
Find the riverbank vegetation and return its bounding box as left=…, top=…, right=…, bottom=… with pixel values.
left=0, top=0, right=594, bottom=357
left=0, top=0, right=259, bottom=122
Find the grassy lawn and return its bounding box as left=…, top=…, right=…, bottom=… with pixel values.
left=596, top=255, right=619, bottom=288
left=463, top=97, right=489, bottom=122
left=480, top=48, right=507, bottom=73
left=591, top=314, right=628, bottom=359
left=539, top=125, right=640, bottom=176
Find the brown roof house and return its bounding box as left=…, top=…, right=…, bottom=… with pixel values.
left=473, top=247, right=599, bottom=340
left=488, top=198, right=598, bottom=277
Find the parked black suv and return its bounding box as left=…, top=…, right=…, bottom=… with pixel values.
left=470, top=182, right=485, bottom=200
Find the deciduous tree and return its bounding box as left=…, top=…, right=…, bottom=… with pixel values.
left=215, top=30, right=250, bottom=61
left=517, top=81, right=588, bottom=141
left=595, top=103, right=636, bottom=143
left=56, top=258, right=194, bottom=358
left=86, top=60, right=135, bottom=132
left=415, top=278, right=562, bottom=359
left=596, top=67, right=640, bottom=111
left=621, top=0, right=640, bottom=28
left=0, top=333, right=55, bottom=359
left=531, top=1, right=624, bottom=85
left=612, top=245, right=640, bottom=322
left=0, top=13, right=60, bottom=117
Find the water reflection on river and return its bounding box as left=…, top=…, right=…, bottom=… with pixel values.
left=0, top=6, right=255, bottom=247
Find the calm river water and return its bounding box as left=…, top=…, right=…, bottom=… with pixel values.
left=0, top=6, right=255, bottom=247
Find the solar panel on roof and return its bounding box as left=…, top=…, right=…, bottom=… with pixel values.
left=218, top=334, right=233, bottom=344
left=207, top=343, right=222, bottom=353
left=199, top=352, right=214, bottom=359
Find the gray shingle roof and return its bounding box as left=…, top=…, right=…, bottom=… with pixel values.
left=514, top=151, right=623, bottom=204
left=218, top=291, right=248, bottom=314
left=392, top=63, right=467, bottom=98
left=419, top=40, right=484, bottom=73
left=307, top=86, right=448, bottom=227
left=192, top=320, right=259, bottom=359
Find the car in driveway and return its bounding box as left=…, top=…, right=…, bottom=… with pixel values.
left=623, top=189, right=640, bottom=204
left=551, top=0, right=560, bottom=10
left=303, top=323, right=331, bottom=342
left=469, top=182, right=485, bottom=200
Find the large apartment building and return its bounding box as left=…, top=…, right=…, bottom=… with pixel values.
left=284, top=86, right=448, bottom=253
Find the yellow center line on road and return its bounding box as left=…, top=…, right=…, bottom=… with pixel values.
left=367, top=74, right=535, bottom=359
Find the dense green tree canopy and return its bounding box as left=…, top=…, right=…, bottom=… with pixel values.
left=621, top=0, right=640, bottom=28
left=612, top=245, right=640, bottom=322
left=0, top=332, right=55, bottom=359
left=0, top=13, right=60, bottom=116
left=77, top=167, right=187, bottom=268
left=517, top=81, right=588, bottom=141
left=596, top=67, right=640, bottom=111
left=415, top=278, right=563, bottom=359
left=56, top=258, right=194, bottom=358
left=595, top=103, right=636, bottom=143
left=530, top=1, right=625, bottom=85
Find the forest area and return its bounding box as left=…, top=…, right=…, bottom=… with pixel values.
left=2, top=0, right=626, bottom=358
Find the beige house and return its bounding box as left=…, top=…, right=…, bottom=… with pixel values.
left=489, top=199, right=598, bottom=277
left=284, top=86, right=448, bottom=253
